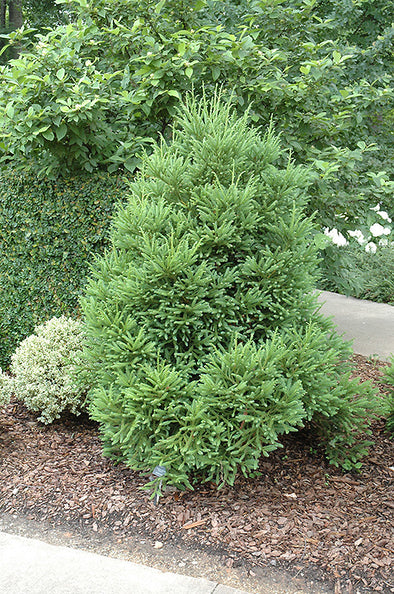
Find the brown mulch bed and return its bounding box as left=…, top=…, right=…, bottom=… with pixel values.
left=0, top=354, right=393, bottom=593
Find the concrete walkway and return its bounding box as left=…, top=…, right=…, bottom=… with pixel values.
left=317, top=290, right=394, bottom=361
left=0, top=532, right=247, bottom=594
left=1, top=291, right=393, bottom=594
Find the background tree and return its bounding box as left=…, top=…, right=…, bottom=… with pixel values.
left=0, top=0, right=23, bottom=58
left=1, top=0, right=71, bottom=62
left=23, top=0, right=72, bottom=28
left=0, top=0, right=392, bottom=252
left=6, top=0, right=23, bottom=29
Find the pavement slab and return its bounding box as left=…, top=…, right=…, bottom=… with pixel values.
left=0, top=532, right=249, bottom=594
left=317, top=290, right=394, bottom=361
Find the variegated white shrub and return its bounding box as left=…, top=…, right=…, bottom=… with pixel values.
left=0, top=368, right=11, bottom=409
left=9, top=316, right=88, bottom=424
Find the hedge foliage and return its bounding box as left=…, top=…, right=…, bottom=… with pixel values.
left=383, top=358, right=394, bottom=433
left=0, top=168, right=127, bottom=369
left=0, top=0, right=392, bottom=241
left=319, top=242, right=394, bottom=305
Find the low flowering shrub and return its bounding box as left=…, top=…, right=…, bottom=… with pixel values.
left=4, top=316, right=88, bottom=424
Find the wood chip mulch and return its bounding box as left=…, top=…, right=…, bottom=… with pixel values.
left=0, top=354, right=393, bottom=593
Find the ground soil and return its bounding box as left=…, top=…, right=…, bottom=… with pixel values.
left=0, top=354, right=393, bottom=594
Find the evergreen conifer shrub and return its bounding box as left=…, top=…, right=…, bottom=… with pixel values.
left=82, top=94, right=379, bottom=490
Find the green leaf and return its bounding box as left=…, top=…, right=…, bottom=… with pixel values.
left=154, top=0, right=166, bottom=14
left=33, top=125, right=50, bottom=136
left=56, top=68, right=66, bottom=81
left=56, top=123, right=67, bottom=141
left=300, top=65, right=310, bottom=75
left=42, top=129, right=55, bottom=141
left=6, top=104, right=15, bottom=119
left=177, top=42, right=186, bottom=57
left=167, top=90, right=181, bottom=99
left=185, top=67, right=193, bottom=78
left=212, top=66, right=220, bottom=81
left=332, top=51, right=341, bottom=65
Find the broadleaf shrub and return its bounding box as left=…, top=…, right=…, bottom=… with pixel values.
left=0, top=369, right=10, bottom=409
left=319, top=242, right=394, bottom=305
left=2, top=316, right=88, bottom=424
left=0, top=168, right=127, bottom=369
left=0, top=0, right=392, bottom=239
left=82, top=94, right=379, bottom=490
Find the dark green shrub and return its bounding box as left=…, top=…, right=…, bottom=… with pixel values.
left=0, top=168, right=127, bottom=369
left=383, top=358, right=394, bottom=432
left=361, top=244, right=394, bottom=305
left=318, top=242, right=367, bottom=298
left=82, top=94, right=379, bottom=491
left=319, top=242, right=394, bottom=305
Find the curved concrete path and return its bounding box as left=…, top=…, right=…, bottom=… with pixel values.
left=1, top=291, right=393, bottom=594
left=0, top=531, right=247, bottom=594
left=317, top=290, right=394, bottom=361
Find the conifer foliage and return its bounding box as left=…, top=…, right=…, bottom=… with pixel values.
left=82, top=94, right=378, bottom=490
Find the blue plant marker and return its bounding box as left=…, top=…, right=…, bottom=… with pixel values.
left=150, top=466, right=166, bottom=505
left=151, top=465, right=166, bottom=478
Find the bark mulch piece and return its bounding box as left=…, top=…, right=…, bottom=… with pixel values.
left=0, top=354, right=393, bottom=593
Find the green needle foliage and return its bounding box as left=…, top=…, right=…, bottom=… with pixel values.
left=82, top=93, right=380, bottom=490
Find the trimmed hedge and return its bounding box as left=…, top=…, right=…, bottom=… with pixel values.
left=0, top=168, right=127, bottom=369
